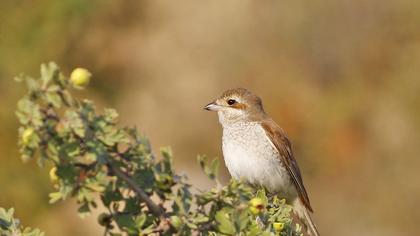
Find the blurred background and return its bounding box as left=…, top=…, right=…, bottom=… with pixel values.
left=1, top=1, right=420, bottom=235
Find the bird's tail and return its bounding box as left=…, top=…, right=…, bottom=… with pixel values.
left=293, top=198, right=320, bottom=236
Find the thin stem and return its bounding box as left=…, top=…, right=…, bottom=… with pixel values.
left=107, top=162, right=165, bottom=217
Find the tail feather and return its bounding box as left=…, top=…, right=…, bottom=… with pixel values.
left=293, top=198, right=320, bottom=236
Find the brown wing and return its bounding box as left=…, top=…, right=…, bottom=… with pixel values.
left=261, top=119, right=313, bottom=212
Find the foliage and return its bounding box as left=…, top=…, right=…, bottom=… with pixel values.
left=0, top=207, right=44, bottom=236
left=14, top=62, right=302, bottom=235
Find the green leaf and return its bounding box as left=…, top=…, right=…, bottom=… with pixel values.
left=22, top=227, right=45, bottom=236
left=197, top=156, right=220, bottom=180
left=160, top=147, right=173, bottom=172
left=114, top=214, right=136, bottom=234
left=65, top=110, right=85, bottom=138
left=101, top=187, right=122, bottom=207
left=77, top=203, right=91, bottom=219
left=236, top=210, right=249, bottom=232
left=25, top=77, right=40, bottom=93
left=134, top=214, right=147, bottom=229
left=191, top=214, right=209, bottom=224
left=185, top=220, right=198, bottom=230
left=48, top=192, right=62, bottom=204
left=85, top=182, right=106, bottom=193
left=1, top=208, right=13, bottom=222
left=40, top=62, right=59, bottom=86
left=170, top=215, right=182, bottom=230
left=99, top=128, right=129, bottom=146
left=104, top=108, right=119, bottom=123
left=56, top=164, right=77, bottom=184
left=215, top=210, right=236, bottom=235
left=61, top=90, right=74, bottom=106
left=45, top=92, right=62, bottom=108
left=197, top=155, right=206, bottom=170
left=47, top=142, right=59, bottom=163
left=209, top=158, right=220, bottom=180
left=16, top=98, right=43, bottom=127
left=133, top=169, right=155, bottom=194
left=123, top=197, right=139, bottom=213
left=256, top=189, right=268, bottom=206
left=59, top=142, right=80, bottom=159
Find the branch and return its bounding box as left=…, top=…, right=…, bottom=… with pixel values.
left=107, top=162, right=165, bottom=217
left=15, top=63, right=302, bottom=235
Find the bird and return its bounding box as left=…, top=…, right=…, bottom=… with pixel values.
left=204, top=88, right=319, bottom=236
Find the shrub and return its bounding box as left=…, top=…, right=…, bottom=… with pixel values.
left=0, top=207, right=44, bottom=236
left=14, top=62, right=302, bottom=235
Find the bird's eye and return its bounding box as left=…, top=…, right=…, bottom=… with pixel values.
left=227, top=99, right=236, bottom=105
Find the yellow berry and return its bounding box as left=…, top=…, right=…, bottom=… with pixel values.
left=49, top=167, right=59, bottom=183
left=249, top=197, right=266, bottom=215
left=249, top=197, right=265, bottom=208
left=70, top=68, right=91, bottom=89
left=22, top=128, right=34, bottom=145
left=273, top=222, right=284, bottom=232
left=249, top=206, right=260, bottom=215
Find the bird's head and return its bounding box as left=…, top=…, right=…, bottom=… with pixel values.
left=204, top=88, right=266, bottom=125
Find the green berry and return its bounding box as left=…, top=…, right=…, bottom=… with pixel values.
left=97, top=213, right=111, bottom=226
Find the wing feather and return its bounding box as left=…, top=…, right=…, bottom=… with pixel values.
left=261, top=119, right=313, bottom=212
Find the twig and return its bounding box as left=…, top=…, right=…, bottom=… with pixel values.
left=107, top=162, right=165, bottom=217
left=197, top=221, right=215, bottom=232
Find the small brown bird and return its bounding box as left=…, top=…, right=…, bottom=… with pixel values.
left=204, top=88, right=319, bottom=236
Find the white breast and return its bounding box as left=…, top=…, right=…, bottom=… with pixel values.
left=222, top=122, right=296, bottom=197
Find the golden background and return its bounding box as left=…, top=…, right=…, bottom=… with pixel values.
left=1, top=1, right=419, bottom=235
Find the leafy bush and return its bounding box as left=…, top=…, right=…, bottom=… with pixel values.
left=0, top=208, right=44, bottom=236
left=14, top=63, right=302, bottom=235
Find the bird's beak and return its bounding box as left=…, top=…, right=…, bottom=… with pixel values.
left=204, top=101, right=222, bottom=111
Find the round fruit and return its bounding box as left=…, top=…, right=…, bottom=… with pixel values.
left=273, top=222, right=284, bottom=232
left=249, top=197, right=265, bottom=208
left=22, top=128, right=34, bottom=145
left=249, top=197, right=266, bottom=215
left=70, top=68, right=91, bottom=89
left=249, top=206, right=260, bottom=215
left=49, top=167, right=59, bottom=183
left=98, top=213, right=111, bottom=226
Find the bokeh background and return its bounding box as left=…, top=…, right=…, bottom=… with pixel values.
left=1, top=1, right=420, bottom=235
